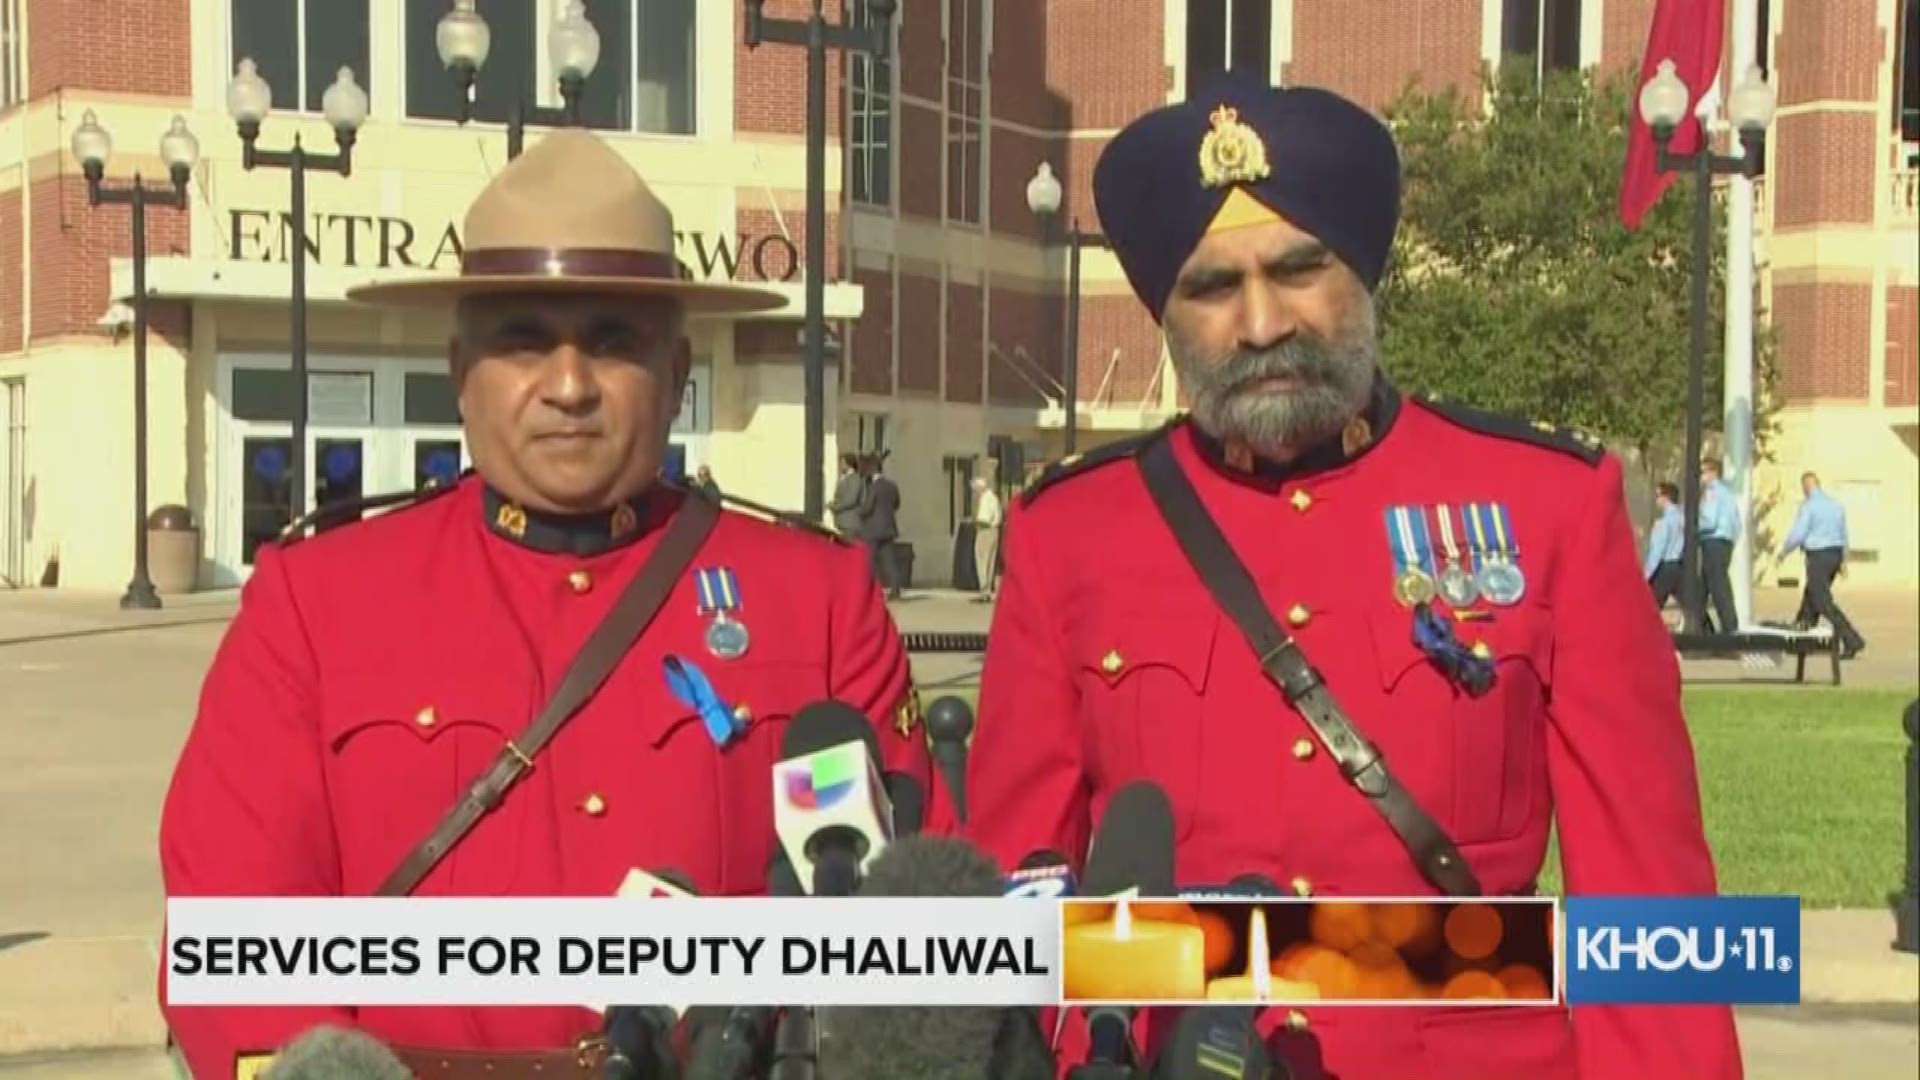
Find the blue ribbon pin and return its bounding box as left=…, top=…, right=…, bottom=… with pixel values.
left=662, top=655, right=747, bottom=748
left=1410, top=602, right=1497, bottom=698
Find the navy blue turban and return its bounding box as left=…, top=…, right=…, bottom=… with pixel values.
left=1091, top=72, right=1402, bottom=322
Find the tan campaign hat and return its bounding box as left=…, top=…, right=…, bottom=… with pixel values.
left=346, top=128, right=788, bottom=314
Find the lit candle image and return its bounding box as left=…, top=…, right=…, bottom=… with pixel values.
left=1063, top=898, right=1208, bottom=1001
left=1208, top=906, right=1319, bottom=1001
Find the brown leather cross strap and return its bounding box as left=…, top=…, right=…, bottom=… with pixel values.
left=1135, top=435, right=1482, bottom=897
left=376, top=493, right=720, bottom=898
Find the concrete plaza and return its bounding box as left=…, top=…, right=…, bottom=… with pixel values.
left=0, top=581, right=1914, bottom=1078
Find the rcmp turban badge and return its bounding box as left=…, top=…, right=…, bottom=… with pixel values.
left=1198, top=105, right=1272, bottom=189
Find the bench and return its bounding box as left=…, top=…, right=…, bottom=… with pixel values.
left=1671, top=624, right=1844, bottom=686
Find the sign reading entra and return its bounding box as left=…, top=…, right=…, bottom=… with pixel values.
left=226, top=210, right=802, bottom=283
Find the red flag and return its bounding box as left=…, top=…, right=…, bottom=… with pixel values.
left=1618, top=0, right=1727, bottom=229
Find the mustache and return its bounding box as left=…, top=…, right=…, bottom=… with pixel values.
left=1197, top=335, right=1352, bottom=394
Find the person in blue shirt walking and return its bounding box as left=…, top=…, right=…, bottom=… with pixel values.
left=1696, top=457, right=1743, bottom=633
left=1775, top=470, right=1866, bottom=657
left=1645, top=481, right=1686, bottom=610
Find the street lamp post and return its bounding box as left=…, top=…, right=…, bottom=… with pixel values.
left=437, top=0, right=602, bottom=160
left=1637, top=60, right=1776, bottom=635
left=70, top=111, right=200, bottom=611
left=1024, top=162, right=1107, bottom=457
left=743, top=0, right=897, bottom=523
left=225, top=60, right=369, bottom=526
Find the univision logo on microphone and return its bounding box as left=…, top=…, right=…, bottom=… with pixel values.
left=1562, top=896, right=1800, bottom=1005
left=780, top=745, right=862, bottom=810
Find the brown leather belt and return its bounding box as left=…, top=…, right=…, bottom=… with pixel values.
left=392, top=1038, right=607, bottom=1079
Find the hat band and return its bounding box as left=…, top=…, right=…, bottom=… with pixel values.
left=461, top=247, right=686, bottom=281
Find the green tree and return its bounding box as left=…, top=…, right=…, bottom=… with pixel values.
left=1375, top=59, right=1779, bottom=470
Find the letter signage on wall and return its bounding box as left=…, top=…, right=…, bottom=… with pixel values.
left=225, top=210, right=800, bottom=284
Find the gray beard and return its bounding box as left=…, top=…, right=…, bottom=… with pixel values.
left=1168, top=302, right=1380, bottom=459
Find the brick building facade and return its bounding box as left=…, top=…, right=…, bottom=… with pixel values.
left=0, top=0, right=1914, bottom=593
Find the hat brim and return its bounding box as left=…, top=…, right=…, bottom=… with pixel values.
left=344, top=274, right=791, bottom=315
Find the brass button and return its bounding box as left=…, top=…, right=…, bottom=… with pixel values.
left=1290, top=876, right=1313, bottom=897
left=1101, top=650, right=1124, bottom=674
left=568, top=569, right=593, bottom=594
left=1471, top=640, right=1492, bottom=661
left=733, top=704, right=753, bottom=724
left=582, top=793, right=607, bottom=816
left=414, top=706, right=437, bottom=728
left=1286, top=604, right=1311, bottom=628
left=1289, top=489, right=1312, bottom=512
left=1291, top=738, right=1315, bottom=761
left=1285, top=1009, right=1310, bottom=1032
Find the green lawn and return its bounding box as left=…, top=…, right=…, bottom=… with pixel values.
left=1543, top=686, right=1917, bottom=908
left=945, top=684, right=1917, bottom=909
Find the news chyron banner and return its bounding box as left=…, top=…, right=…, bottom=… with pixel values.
left=163, top=895, right=1801, bottom=1008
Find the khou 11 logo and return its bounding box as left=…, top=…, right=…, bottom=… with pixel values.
left=1563, top=896, right=1800, bottom=1005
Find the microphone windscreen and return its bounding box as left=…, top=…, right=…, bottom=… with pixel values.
left=263, top=1026, right=412, bottom=1080
left=855, top=835, right=1004, bottom=898
left=818, top=1005, right=1005, bottom=1080
left=1082, top=781, right=1177, bottom=897
left=886, top=771, right=927, bottom=837
left=784, top=700, right=878, bottom=762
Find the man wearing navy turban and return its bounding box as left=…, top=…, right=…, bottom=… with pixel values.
left=965, top=73, right=1739, bottom=1080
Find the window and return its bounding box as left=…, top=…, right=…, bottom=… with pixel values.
left=1501, top=0, right=1581, bottom=77
left=850, top=0, right=895, bottom=207
left=406, top=0, right=696, bottom=135
left=407, top=0, right=534, bottom=123
left=945, top=0, right=985, bottom=225
left=1898, top=0, right=1919, bottom=141
left=853, top=413, right=890, bottom=455
left=232, top=0, right=371, bottom=113
left=1185, top=0, right=1270, bottom=99
left=1, top=0, right=22, bottom=110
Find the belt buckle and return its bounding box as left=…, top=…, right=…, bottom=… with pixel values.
left=574, top=1033, right=611, bottom=1070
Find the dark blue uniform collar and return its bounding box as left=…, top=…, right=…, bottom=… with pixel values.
left=1187, top=374, right=1401, bottom=488
left=481, top=483, right=662, bottom=556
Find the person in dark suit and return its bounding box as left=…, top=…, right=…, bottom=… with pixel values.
left=831, top=452, right=867, bottom=537
left=861, top=454, right=902, bottom=599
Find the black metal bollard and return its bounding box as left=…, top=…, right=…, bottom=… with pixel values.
left=1896, top=698, right=1919, bottom=955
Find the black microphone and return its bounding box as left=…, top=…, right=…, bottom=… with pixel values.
left=886, top=770, right=927, bottom=837
left=1074, top=781, right=1179, bottom=1080
left=775, top=701, right=893, bottom=896
left=1147, top=1007, right=1283, bottom=1080
left=767, top=1005, right=817, bottom=1080
left=813, top=835, right=1058, bottom=1080
left=923, top=695, right=974, bottom=824
left=260, top=1025, right=412, bottom=1079
left=684, top=853, right=802, bottom=1080
left=603, top=869, right=695, bottom=1079
left=1081, top=781, right=1178, bottom=898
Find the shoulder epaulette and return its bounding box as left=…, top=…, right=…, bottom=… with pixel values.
left=1019, top=423, right=1174, bottom=507
left=1416, top=397, right=1606, bottom=467
left=705, top=487, right=853, bottom=546
left=277, top=473, right=467, bottom=547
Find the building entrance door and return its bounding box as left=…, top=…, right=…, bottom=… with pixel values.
left=215, top=357, right=465, bottom=585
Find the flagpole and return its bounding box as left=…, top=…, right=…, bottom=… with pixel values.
left=1727, top=0, right=1759, bottom=629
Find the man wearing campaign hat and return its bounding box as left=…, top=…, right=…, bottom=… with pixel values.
left=158, top=129, right=933, bottom=1079
left=966, top=74, right=1738, bottom=1080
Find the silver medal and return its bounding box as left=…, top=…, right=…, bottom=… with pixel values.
left=705, top=613, right=751, bottom=659
left=1477, top=561, right=1526, bottom=606
left=1438, top=562, right=1480, bottom=607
